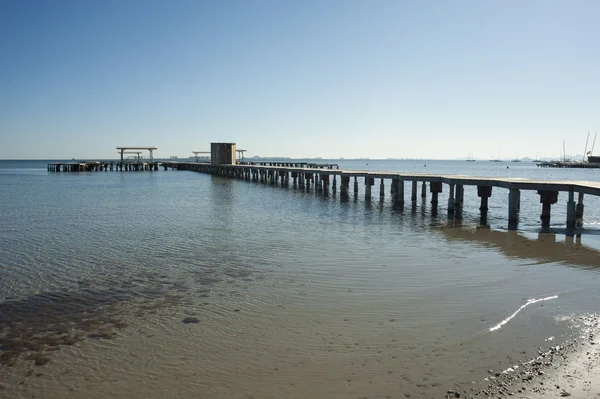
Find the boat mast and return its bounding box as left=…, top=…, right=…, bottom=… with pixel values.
left=563, top=140, right=566, bottom=161
left=591, top=131, right=598, bottom=157
left=583, top=131, right=590, bottom=162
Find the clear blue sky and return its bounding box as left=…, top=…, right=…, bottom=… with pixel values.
left=1, top=0, right=599, bottom=160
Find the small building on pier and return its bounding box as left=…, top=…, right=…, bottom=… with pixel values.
left=211, top=143, right=236, bottom=166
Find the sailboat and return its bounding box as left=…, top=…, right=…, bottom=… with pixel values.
left=511, top=153, right=521, bottom=162
left=466, top=152, right=475, bottom=162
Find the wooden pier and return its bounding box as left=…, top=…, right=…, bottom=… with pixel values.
left=162, top=161, right=600, bottom=231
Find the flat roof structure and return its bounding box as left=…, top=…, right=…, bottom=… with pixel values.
left=116, top=147, right=158, bottom=162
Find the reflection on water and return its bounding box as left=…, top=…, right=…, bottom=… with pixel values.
left=438, top=223, right=600, bottom=269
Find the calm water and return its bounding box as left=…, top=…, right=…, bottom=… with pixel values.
left=1, top=159, right=599, bottom=398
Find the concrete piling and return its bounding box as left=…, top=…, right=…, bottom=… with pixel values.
left=394, top=179, right=405, bottom=206
left=341, top=176, right=350, bottom=197
left=454, top=184, right=464, bottom=219
left=508, top=188, right=520, bottom=229
left=538, top=190, right=559, bottom=229
left=566, top=189, right=576, bottom=229
left=576, top=192, right=584, bottom=227
left=478, top=185, right=493, bottom=225
left=365, top=177, right=373, bottom=200
left=447, top=184, right=455, bottom=215
left=430, top=182, right=442, bottom=215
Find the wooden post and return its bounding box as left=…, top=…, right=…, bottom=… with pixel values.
left=354, top=176, right=359, bottom=194
left=421, top=181, right=427, bottom=199
left=379, top=178, right=385, bottom=198
left=411, top=181, right=417, bottom=204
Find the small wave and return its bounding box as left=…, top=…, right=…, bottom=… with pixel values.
left=490, top=295, right=558, bottom=332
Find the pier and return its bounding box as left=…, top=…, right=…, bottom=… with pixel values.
left=162, top=161, right=600, bottom=231
left=47, top=160, right=159, bottom=172
left=48, top=146, right=160, bottom=172
left=537, top=161, right=600, bottom=168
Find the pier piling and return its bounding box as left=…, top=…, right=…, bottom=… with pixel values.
left=365, top=177, right=373, bottom=200
left=341, top=176, right=350, bottom=197
left=538, top=190, right=559, bottom=229
left=478, top=186, right=493, bottom=225
left=394, top=180, right=405, bottom=207
left=567, top=190, right=576, bottom=229
left=576, top=193, right=584, bottom=227
left=508, top=188, right=520, bottom=229
left=430, top=182, right=443, bottom=215
left=447, top=184, right=455, bottom=215
left=454, top=184, right=464, bottom=219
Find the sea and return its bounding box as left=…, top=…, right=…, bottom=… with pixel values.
left=1, top=159, right=599, bottom=398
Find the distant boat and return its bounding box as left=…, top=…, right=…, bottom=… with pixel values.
left=491, top=152, right=502, bottom=162
left=466, top=152, right=475, bottom=162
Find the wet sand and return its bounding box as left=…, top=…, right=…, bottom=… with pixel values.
left=450, top=314, right=600, bottom=399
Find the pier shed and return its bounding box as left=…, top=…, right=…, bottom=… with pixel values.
left=211, top=143, right=236, bottom=165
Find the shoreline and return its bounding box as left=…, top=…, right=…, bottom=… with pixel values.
left=449, top=314, right=600, bottom=399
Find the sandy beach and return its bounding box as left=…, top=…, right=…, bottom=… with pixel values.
left=450, top=314, right=600, bottom=399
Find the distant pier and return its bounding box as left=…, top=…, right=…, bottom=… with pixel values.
left=47, top=161, right=159, bottom=172
left=48, top=146, right=160, bottom=172
left=537, top=161, right=600, bottom=168
left=162, top=161, right=600, bottom=232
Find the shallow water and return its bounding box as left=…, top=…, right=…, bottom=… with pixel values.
left=1, top=159, right=599, bottom=398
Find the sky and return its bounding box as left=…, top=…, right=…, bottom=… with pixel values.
left=1, top=0, right=599, bottom=160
